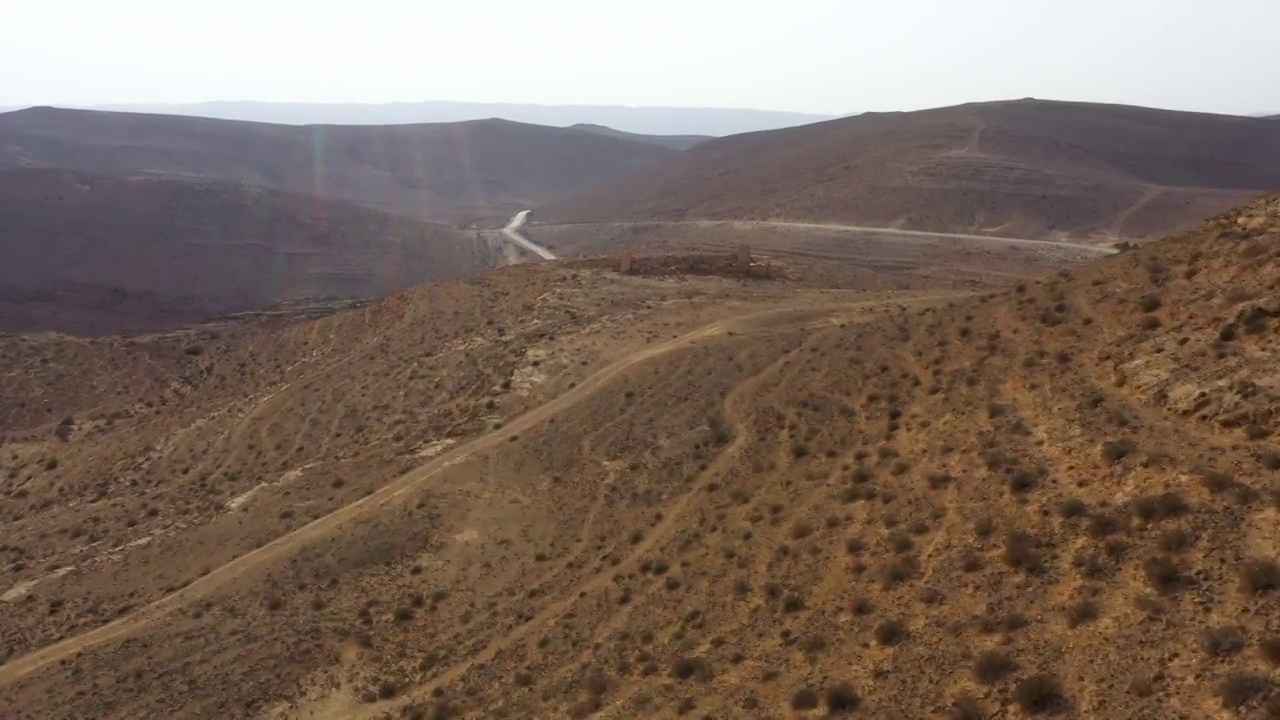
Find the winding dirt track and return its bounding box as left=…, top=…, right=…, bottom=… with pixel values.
left=0, top=295, right=957, bottom=687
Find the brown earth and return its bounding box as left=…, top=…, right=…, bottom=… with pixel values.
left=0, top=168, right=504, bottom=335
left=3, top=199, right=1280, bottom=719
left=0, top=107, right=677, bottom=223
left=540, top=99, right=1280, bottom=242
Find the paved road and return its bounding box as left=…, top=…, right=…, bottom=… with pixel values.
left=501, top=210, right=557, bottom=260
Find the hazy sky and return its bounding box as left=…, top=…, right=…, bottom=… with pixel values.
left=2, top=0, right=1277, bottom=114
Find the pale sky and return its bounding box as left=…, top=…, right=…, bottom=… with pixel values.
left=2, top=0, right=1277, bottom=115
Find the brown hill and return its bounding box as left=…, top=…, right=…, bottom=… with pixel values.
left=0, top=107, right=677, bottom=222
left=541, top=99, right=1280, bottom=241
left=0, top=168, right=498, bottom=335
left=3, top=198, right=1280, bottom=719
left=568, top=123, right=709, bottom=150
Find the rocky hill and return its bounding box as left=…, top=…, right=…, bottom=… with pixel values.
left=541, top=99, right=1280, bottom=241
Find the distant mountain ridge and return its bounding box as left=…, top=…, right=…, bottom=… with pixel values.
left=1, top=100, right=834, bottom=136
left=568, top=123, right=709, bottom=150
left=0, top=106, right=678, bottom=222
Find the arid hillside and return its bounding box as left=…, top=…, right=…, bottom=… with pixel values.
left=0, top=168, right=498, bottom=335
left=541, top=99, right=1280, bottom=241
left=2, top=198, right=1280, bottom=720
left=0, top=107, right=677, bottom=222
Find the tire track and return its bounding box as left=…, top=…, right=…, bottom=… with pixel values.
left=357, top=320, right=833, bottom=719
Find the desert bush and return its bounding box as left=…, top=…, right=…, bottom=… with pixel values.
left=874, top=619, right=907, bottom=646
left=791, top=521, right=815, bottom=540
left=1059, top=498, right=1088, bottom=519
left=879, top=556, right=917, bottom=587
left=852, top=596, right=875, bottom=615
left=1066, top=600, right=1100, bottom=628
left=791, top=687, right=820, bottom=711
left=1086, top=512, right=1124, bottom=538
left=1259, top=636, right=1280, bottom=666
left=670, top=656, right=712, bottom=682
left=1128, top=673, right=1156, bottom=698
left=1216, top=673, right=1275, bottom=710
left=1157, top=528, right=1193, bottom=552
left=949, top=694, right=986, bottom=720
left=1200, top=469, right=1237, bottom=494
left=1003, top=531, right=1044, bottom=574
left=1142, top=556, right=1183, bottom=595
left=974, top=517, right=995, bottom=538
left=888, top=532, right=915, bottom=554
left=1012, top=674, right=1066, bottom=715
left=1008, top=469, right=1038, bottom=494
left=824, top=682, right=860, bottom=714
left=974, top=650, right=1017, bottom=684
left=1239, top=558, right=1280, bottom=595
left=1101, top=439, right=1137, bottom=463
left=1200, top=626, right=1245, bottom=658
left=1130, top=491, right=1189, bottom=522
left=1139, top=295, right=1163, bottom=313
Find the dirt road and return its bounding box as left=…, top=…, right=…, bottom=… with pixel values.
left=533, top=219, right=1117, bottom=255
left=502, top=210, right=557, bottom=260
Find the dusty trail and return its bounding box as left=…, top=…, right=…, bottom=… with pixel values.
left=348, top=312, right=845, bottom=720
left=532, top=219, right=1117, bottom=255
left=0, top=295, right=958, bottom=687
left=1109, top=185, right=1165, bottom=238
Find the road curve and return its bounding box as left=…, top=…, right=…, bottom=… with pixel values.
left=502, top=210, right=557, bottom=260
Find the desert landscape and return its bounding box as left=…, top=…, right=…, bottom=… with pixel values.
left=3, top=192, right=1280, bottom=717
left=3, top=9, right=1280, bottom=718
